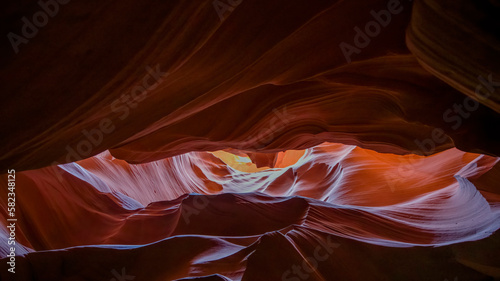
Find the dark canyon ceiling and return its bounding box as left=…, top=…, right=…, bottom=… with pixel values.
left=0, top=0, right=499, bottom=280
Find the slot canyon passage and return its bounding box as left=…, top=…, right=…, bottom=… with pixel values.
left=1, top=0, right=500, bottom=280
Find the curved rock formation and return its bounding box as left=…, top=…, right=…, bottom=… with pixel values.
left=1, top=0, right=499, bottom=280
left=407, top=0, right=500, bottom=113
left=1, top=0, right=500, bottom=172
left=1, top=144, right=500, bottom=279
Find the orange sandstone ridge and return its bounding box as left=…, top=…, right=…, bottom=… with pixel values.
left=0, top=0, right=499, bottom=280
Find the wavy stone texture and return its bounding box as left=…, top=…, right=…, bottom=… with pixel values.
left=407, top=0, right=500, bottom=113
left=1, top=144, right=500, bottom=280
left=1, top=0, right=500, bottom=171
left=1, top=0, right=499, bottom=280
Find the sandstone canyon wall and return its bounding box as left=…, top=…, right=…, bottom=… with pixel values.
left=0, top=0, right=499, bottom=280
